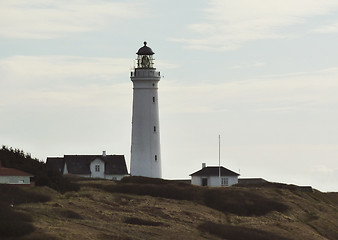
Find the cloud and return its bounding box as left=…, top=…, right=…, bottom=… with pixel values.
left=0, top=55, right=178, bottom=108
left=1, top=54, right=337, bottom=114
left=0, top=0, right=146, bottom=39
left=230, top=62, right=265, bottom=69
left=0, top=55, right=133, bottom=108
left=172, top=0, right=338, bottom=51
left=161, top=66, right=338, bottom=113
left=312, top=22, right=338, bottom=33
left=0, top=55, right=130, bottom=84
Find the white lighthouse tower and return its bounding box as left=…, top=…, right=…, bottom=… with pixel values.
left=130, top=42, right=162, bottom=178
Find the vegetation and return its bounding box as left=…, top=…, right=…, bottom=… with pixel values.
left=198, top=221, right=293, bottom=240
left=103, top=176, right=289, bottom=216
left=124, top=217, right=164, bottom=226
left=0, top=148, right=337, bottom=240
left=0, top=185, right=51, bottom=238
left=0, top=177, right=337, bottom=240
left=0, top=146, right=79, bottom=193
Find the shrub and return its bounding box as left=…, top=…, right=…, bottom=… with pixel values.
left=124, top=217, right=163, bottom=226
left=0, top=202, right=35, bottom=237
left=198, top=221, right=293, bottom=240
left=104, top=177, right=289, bottom=216
left=0, top=146, right=79, bottom=193
left=0, top=185, right=51, bottom=204
left=57, top=209, right=83, bottom=219
left=203, top=189, right=288, bottom=216
left=120, top=176, right=168, bottom=185
left=104, top=182, right=201, bottom=201
left=0, top=185, right=51, bottom=238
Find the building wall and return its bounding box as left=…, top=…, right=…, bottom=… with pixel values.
left=191, top=175, right=238, bottom=187
left=90, top=158, right=105, bottom=178
left=228, top=176, right=238, bottom=186
left=130, top=68, right=162, bottom=178
left=0, top=176, right=31, bottom=184
left=191, top=176, right=201, bottom=185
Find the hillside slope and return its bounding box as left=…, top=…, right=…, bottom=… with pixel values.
left=1, top=177, right=337, bottom=240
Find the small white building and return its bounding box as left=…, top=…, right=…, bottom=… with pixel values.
left=190, top=163, right=239, bottom=187
left=0, top=162, right=33, bottom=185
left=47, top=152, right=129, bottom=180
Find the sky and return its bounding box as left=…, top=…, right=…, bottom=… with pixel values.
left=1, top=0, right=338, bottom=192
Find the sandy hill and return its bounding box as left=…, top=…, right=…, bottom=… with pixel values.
left=0, top=176, right=337, bottom=240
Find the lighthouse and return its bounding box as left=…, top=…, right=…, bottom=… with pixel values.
left=130, top=42, right=162, bottom=178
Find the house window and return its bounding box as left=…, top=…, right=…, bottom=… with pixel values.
left=95, top=165, right=100, bottom=172
left=155, top=155, right=157, bottom=161
left=221, top=177, right=229, bottom=186
left=112, top=177, right=117, bottom=180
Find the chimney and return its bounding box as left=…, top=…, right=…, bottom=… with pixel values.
left=102, top=151, right=106, bottom=157
left=202, top=163, right=206, bottom=168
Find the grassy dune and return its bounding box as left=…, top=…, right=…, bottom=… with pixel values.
left=1, top=177, right=337, bottom=240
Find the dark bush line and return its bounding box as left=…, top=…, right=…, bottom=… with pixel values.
left=0, top=184, right=51, bottom=204
left=104, top=176, right=289, bottom=217
left=124, top=217, right=164, bottom=226
left=198, top=221, right=293, bottom=240
left=0, top=146, right=79, bottom=193
left=105, top=183, right=201, bottom=201
left=0, top=185, right=51, bottom=237
left=204, top=189, right=288, bottom=216
left=57, top=209, right=83, bottom=219
left=235, top=181, right=313, bottom=192
left=120, top=176, right=168, bottom=185
left=0, top=202, right=35, bottom=238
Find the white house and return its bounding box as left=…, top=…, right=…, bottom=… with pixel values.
left=46, top=152, right=129, bottom=180
left=190, top=163, right=239, bottom=187
left=0, top=161, right=33, bottom=185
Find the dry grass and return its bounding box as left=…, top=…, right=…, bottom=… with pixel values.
left=2, top=177, right=338, bottom=240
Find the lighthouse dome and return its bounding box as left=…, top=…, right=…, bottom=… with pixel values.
left=136, top=41, right=154, bottom=55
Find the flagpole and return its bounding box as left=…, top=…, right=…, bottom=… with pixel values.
left=219, top=134, right=221, bottom=186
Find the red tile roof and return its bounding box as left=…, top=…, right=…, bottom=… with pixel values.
left=0, top=166, right=33, bottom=177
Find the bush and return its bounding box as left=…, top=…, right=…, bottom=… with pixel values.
left=104, top=182, right=201, bottom=201
left=203, top=189, right=288, bottom=216
left=57, top=209, right=83, bottom=219
left=0, top=184, right=51, bottom=204
left=0, top=185, right=51, bottom=238
left=103, top=177, right=289, bottom=216
left=124, top=217, right=163, bottom=226
left=120, top=176, right=168, bottom=185
left=198, top=221, right=293, bottom=240
left=0, top=146, right=79, bottom=193
left=0, top=202, right=35, bottom=238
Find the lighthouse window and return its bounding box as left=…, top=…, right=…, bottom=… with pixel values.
left=152, top=83, right=155, bottom=86
left=154, top=126, right=156, bottom=132
left=155, top=155, right=157, bottom=161
left=153, top=97, right=155, bottom=102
